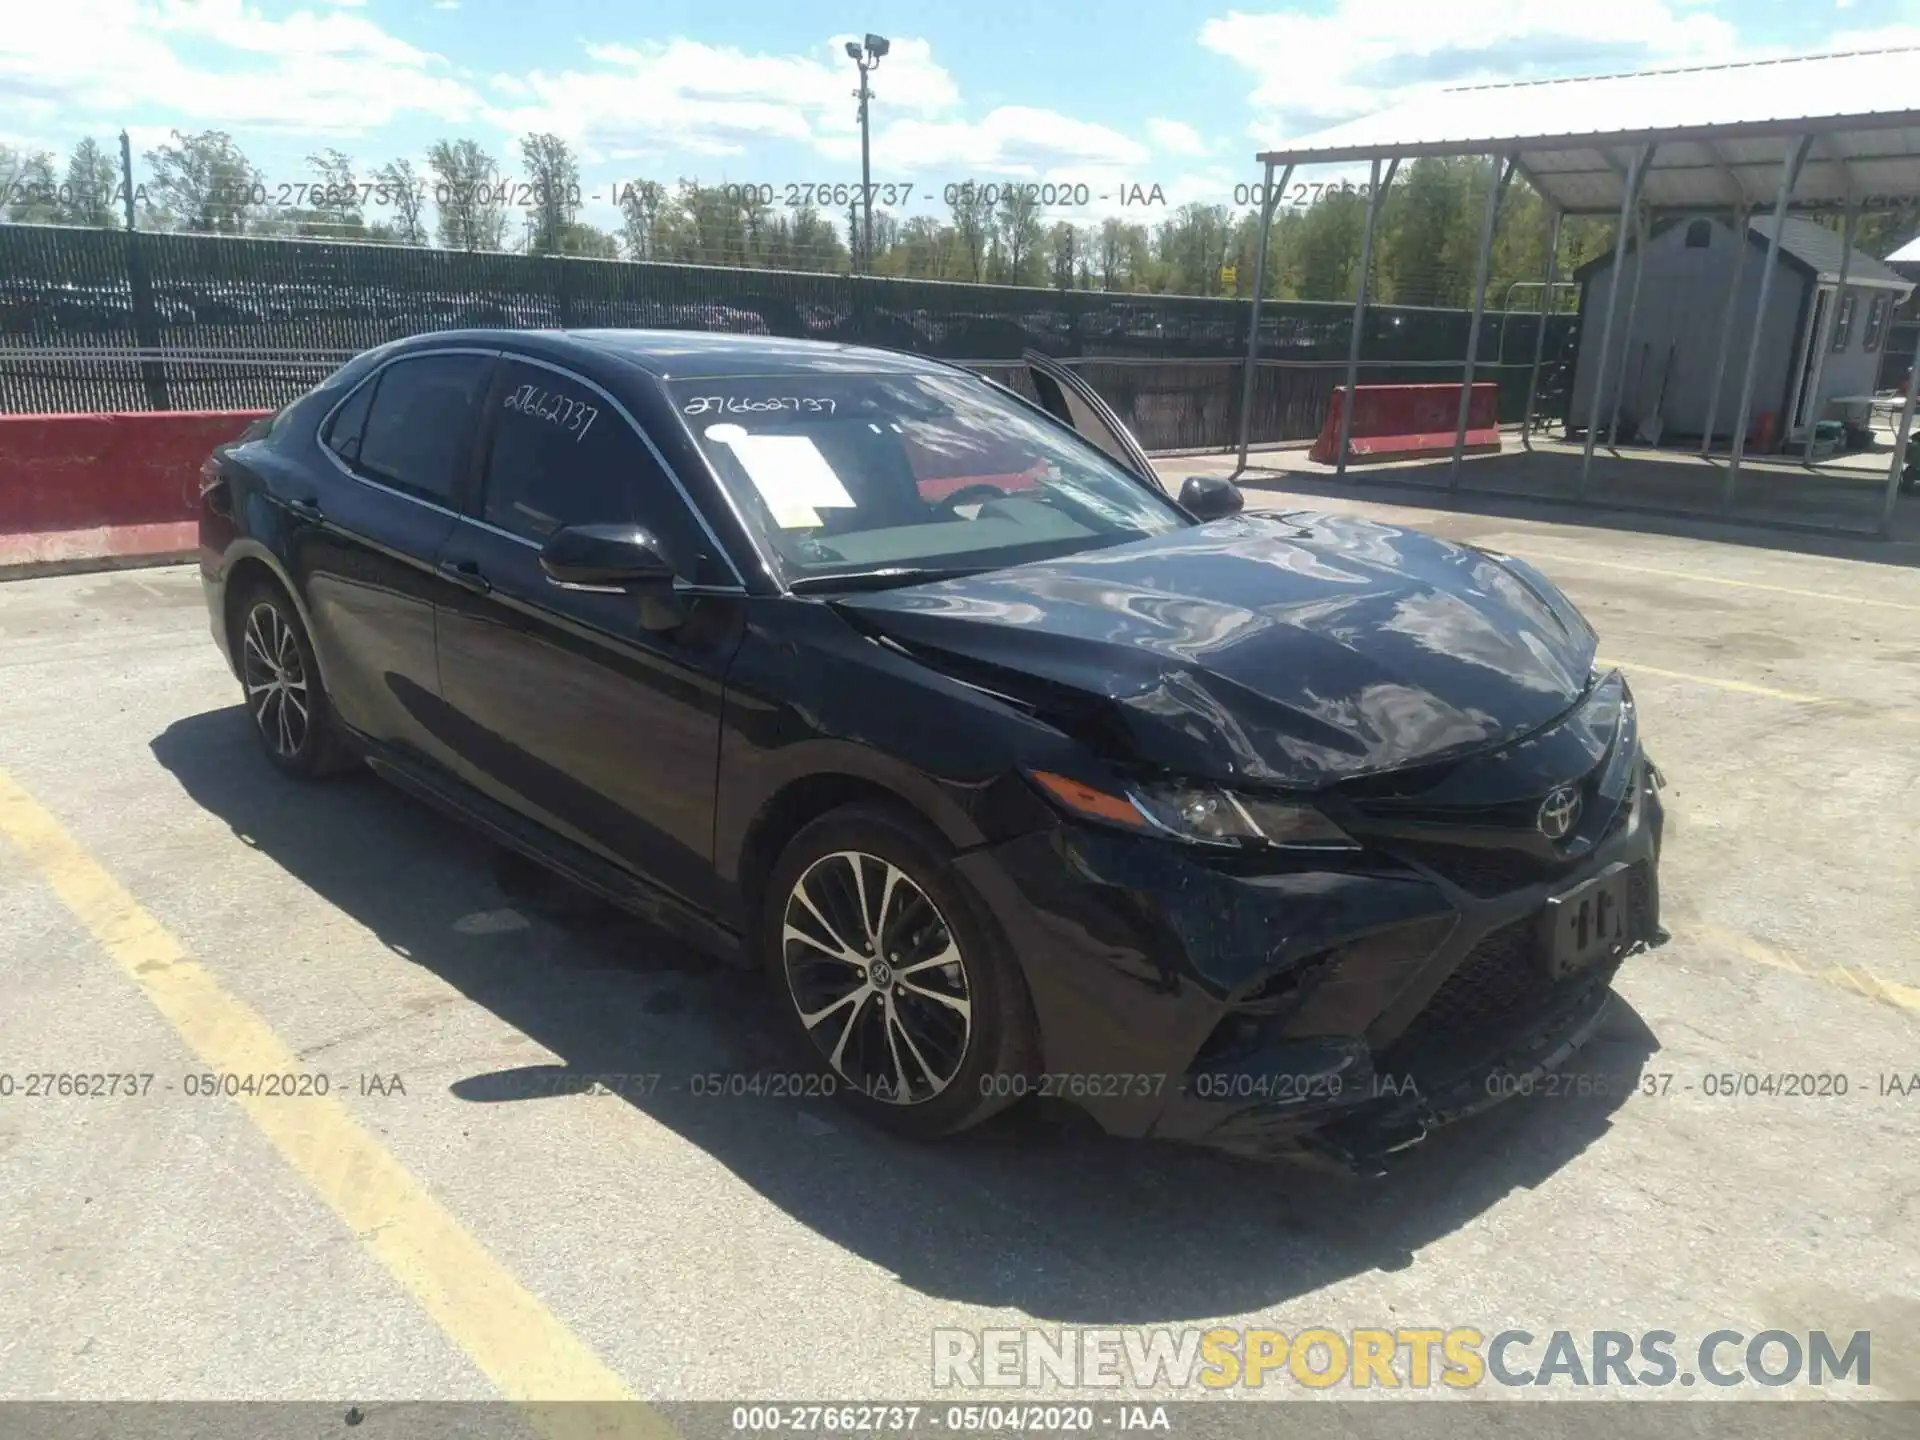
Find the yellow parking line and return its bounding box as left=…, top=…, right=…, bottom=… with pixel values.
left=1596, top=657, right=1840, bottom=707
left=1514, top=549, right=1920, bottom=613
left=0, top=768, right=672, bottom=1438
left=1602, top=655, right=1920, bottom=722
left=1686, top=922, right=1920, bottom=1017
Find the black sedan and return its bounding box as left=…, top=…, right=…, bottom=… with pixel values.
left=197, top=330, right=1663, bottom=1170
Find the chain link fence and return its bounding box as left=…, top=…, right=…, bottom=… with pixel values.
left=0, top=224, right=1579, bottom=452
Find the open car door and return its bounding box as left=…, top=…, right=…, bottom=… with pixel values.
left=1021, top=350, right=1162, bottom=492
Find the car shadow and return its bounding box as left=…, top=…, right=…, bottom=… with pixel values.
left=152, top=704, right=1659, bottom=1324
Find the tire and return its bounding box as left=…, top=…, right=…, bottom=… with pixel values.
left=760, top=802, right=1039, bottom=1138
left=232, top=579, right=355, bottom=779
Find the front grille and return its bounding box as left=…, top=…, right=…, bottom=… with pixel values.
left=1387, top=842, right=1576, bottom=897
left=1400, top=917, right=1549, bottom=1050
left=1384, top=790, right=1633, bottom=898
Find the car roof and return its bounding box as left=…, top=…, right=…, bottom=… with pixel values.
left=385, top=328, right=962, bottom=381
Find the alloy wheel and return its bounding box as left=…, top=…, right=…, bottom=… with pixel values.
left=240, top=600, right=310, bottom=760
left=781, top=850, right=972, bottom=1104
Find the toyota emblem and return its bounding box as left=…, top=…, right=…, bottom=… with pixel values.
left=1537, top=785, right=1582, bottom=840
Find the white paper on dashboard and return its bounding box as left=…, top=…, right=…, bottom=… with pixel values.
left=719, top=433, right=855, bottom=529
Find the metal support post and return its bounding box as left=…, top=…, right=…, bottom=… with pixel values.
left=1800, top=192, right=1857, bottom=464
left=1699, top=203, right=1750, bottom=456
left=1606, top=205, right=1649, bottom=447
left=1334, top=157, right=1397, bottom=476
left=1877, top=347, right=1920, bottom=536
left=1578, top=143, right=1655, bottom=497
left=1520, top=207, right=1564, bottom=450
left=1450, top=155, right=1515, bottom=487
left=1233, top=159, right=1290, bottom=473
left=1724, top=133, right=1815, bottom=509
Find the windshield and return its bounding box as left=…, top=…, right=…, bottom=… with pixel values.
left=668, top=370, right=1187, bottom=587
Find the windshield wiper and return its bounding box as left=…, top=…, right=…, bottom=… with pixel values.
left=788, top=565, right=991, bottom=594
left=789, top=565, right=987, bottom=594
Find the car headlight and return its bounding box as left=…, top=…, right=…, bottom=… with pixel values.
left=1029, top=771, right=1359, bottom=851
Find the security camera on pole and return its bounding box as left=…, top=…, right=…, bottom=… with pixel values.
left=845, top=32, right=889, bottom=273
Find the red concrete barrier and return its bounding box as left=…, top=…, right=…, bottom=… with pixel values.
left=1308, top=383, right=1501, bottom=465
left=0, top=409, right=268, bottom=574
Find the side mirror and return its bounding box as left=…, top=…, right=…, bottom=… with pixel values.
left=539, top=523, right=676, bottom=591
left=1178, top=474, right=1245, bottom=521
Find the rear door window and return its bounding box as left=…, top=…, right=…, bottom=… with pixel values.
left=355, top=353, right=495, bottom=504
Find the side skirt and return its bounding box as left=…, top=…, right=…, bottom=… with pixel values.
left=358, top=743, right=749, bottom=967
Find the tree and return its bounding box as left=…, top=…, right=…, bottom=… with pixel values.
left=876, top=214, right=948, bottom=278
left=993, top=187, right=1043, bottom=285
left=518, top=132, right=581, bottom=255
left=1291, top=189, right=1366, bottom=301
left=617, top=179, right=669, bottom=259
left=869, top=209, right=900, bottom=266
left=949, top=184, right=991, bottom=281
left=1047, top=222, right=1080, bottom=289
left=1, top=146, right=57, bottom=223
left=371, top=158, right=428, bottom=245
left=762, top=205, right=846, bottom=272
left=305, top=147, right=365, bottom=238
left=54, top=139, right=119, bottom=227
left=675, top=180, right=748, bottom=265
left=1096, top=218, right=1128, bottom=290
left=1377, top=158, right=1475, bottom=305
left=554, top=223, right=619, bottom=258
left=144, top=130, right=260, bottom=233
left=1155, top=203, right=1234, bottom=295
left=427, top=138, right=508, bottom=251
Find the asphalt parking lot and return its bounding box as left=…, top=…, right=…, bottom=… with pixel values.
left=2, top=475, right=1918, bottom=1425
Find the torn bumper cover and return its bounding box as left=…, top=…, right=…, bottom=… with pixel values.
left=954, top=748, right=1665, bottom=1170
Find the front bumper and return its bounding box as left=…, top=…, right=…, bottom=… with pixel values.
left=954, top=754, right=1664, bottom=1168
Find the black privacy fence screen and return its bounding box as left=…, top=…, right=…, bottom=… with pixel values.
left=0, top=224, right=1579, bottom=452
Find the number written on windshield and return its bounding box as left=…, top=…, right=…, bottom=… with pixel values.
left=681, top=395, right=836, bottom=417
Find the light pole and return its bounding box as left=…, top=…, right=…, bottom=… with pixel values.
left=846, top=33, right=889, bottom=272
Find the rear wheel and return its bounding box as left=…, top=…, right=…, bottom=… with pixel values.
left=234, top=580, right=353, bottom=778
left=761, top=803, right=1038, bottom=1138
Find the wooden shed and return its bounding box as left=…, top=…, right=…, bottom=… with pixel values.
left=1566, top=215, right=1913, bottom=447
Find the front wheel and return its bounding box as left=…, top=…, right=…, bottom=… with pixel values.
left=761, top=803, right=1038, bottom=1138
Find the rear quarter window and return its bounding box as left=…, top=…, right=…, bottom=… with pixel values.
left=353, top=353, right=494, bottom=503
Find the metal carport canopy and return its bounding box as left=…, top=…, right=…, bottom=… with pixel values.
left=1254, top=47, right=1920, bottom=214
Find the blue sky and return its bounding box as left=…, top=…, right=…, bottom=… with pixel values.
left=5, top=0, right=1918, bottom=236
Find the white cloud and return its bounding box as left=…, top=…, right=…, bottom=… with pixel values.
left=842, top=106, right=1150, bottom=174
left=496, top=32, right=1169, bottom=187
left=1146, top=118, right=1208, bottom=156
left=1829, top=23, right=1920, bottom=48
left=482, top=35, right=960, bottom=162
left=1201, top=0, right=1741, bottom=141
left=0, top=0, right=481, bottom=135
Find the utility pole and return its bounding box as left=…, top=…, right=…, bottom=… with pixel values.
left=118, top=130, right=136, bottom=231
left=845, top=33, right=889, bottom=272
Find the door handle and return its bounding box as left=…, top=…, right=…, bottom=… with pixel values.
left=285, top=496, right=323, bottom=524
left=438, top=557, right=492, bottom=595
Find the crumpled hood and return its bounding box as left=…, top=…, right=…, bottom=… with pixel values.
left=836, top=511, right=1596, bottom=787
